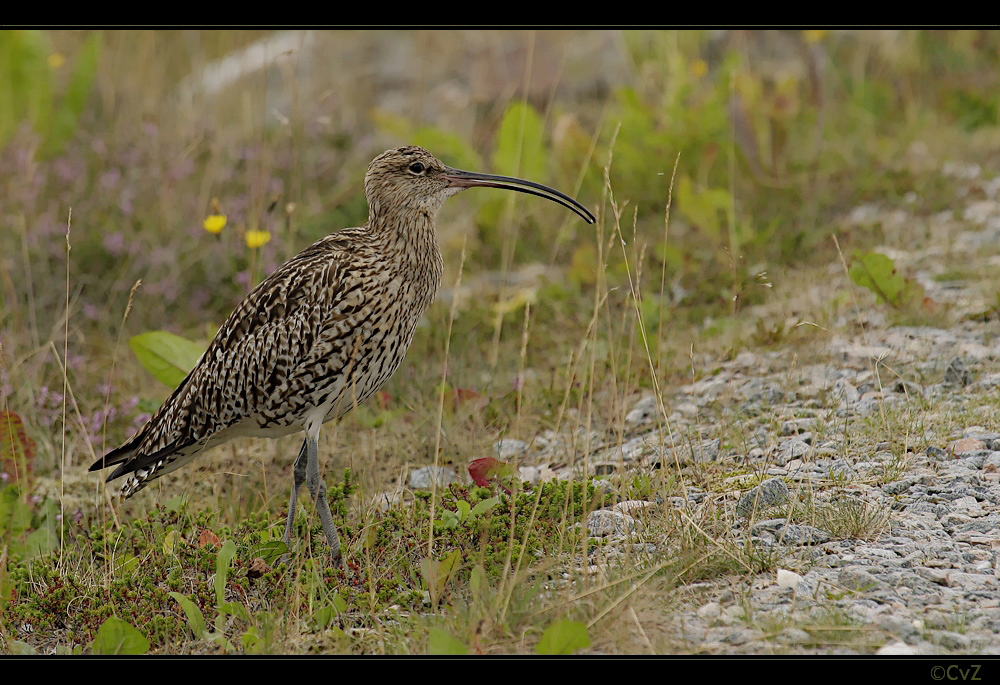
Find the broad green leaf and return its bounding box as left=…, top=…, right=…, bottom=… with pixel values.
left=209, top=614, right=236, bottom=651
left=436, top=509, right=460, bottom=530
left=456, top=499, right=471, bottom=522
left=214, top=539, right=237, bottom=605
left=169, top=591, right=207, bottom=638
left=536, top=620, right=590, bottom=655
left=255, top=539, right=288, bottom=565
left=163, top=529, right=179, bottom=555
left=241, top=626, right=264, bottom=653
left=479, top=102, right=548, bottom=227
left=492, top=102, right=545, bottom=180
left=218, top=601, right=250, bottom=621
left=371, top=109, right=481, bottom=170
left=10, top=640, right=37, bottom=655
left=45, top=31, right=100, bottom=156
left=0, top=31, right=51, bottom=149
left=428, top=627, right=469, bottom=655
left=91, top=616, right=150, bottom=655
left=23, top=524, right=57, bottom=559
left=0, top=486, right=32, bottom=537
left=312, top=593, right=346, bottom=630
left=675, top=175, right=732, bottom=243
left=849, top=251, right=925, bottom=309
left=469, top=496, right=500, bottom=520
left=112, top=553, right=139, bottom=577
left=129, top=331, right=205, bottom=388
left=419, top=549, right=462, bottom=605
left=165, top=494, right=188, bottom=512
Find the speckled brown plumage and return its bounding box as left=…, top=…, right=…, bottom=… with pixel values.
left=90, top=145, right=595, bottom=562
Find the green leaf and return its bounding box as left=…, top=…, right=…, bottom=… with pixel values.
left=455, top=499, right=471, bottom=522
left=169, top=591, right=207, bottom=638
left=492, top=101, right=545, bottom=180
left=675, top=175, right=732, bottom=243
left=241, top=626, right=263, bottom=653
left=112, top=553, right=140, bottom=578
left=848, top=251, right=926, bottom=309
left=536, top=620, right=590, bottom=655
left=311, top=594, right=346, bottom=630
left=91, top=616, right=150, bottom=655
left=10, top=640, right=37, bottom=655
left=255, top=539, right=288, bottom=565
left=23, top=524, right=57, bottom=559
left=371, top=109, right=482, bottom=170
left=163, top=529, right=179, bottom=555
left=218, top=600, right=249, bottom=621
left=419, top=549, right=462, bottom=605
left=436, top=509, right=460, bottom=530
left=0, top=31, right=51, bottom=150
left=428, top=627, right=469, bottom=655
left=469, top=496, right=500, bottom=520
left=165, top=494, right=188, bottom=512
left=214, top=539, right=237, bottom=605
left=0, top=486, right=32, bottom=537
left=129, top=331, right=205, bottom=388
left=476, top=102, right=549, bottom=228
left=44, top=31, right=100, bottom=156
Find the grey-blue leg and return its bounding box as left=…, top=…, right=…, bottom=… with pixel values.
left=282, top=439, right=309, bottom=551
left=304, top=435, right=342, bottom=565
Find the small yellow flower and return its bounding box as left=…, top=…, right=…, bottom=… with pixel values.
left=803, top=29, right=827, bottom=44
left=245, top=230, right=271, bottom=249
left=203, top=214, right=227, bottom=234
left=47, top=52, right=65, bottom=69
left=691, top=59, right=708, bottom=79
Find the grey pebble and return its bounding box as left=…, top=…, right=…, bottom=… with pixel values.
left=736, top=478, right=790, bottom=518
left=409, top=466, right=458, bottom=489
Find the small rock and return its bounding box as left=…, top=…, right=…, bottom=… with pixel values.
left=493, top=439, right=528, bottom=458
left=586, top=509, right=636, bottom=538
left=876, top=640, right=919, bottom=655
left=409, top=466, right=458, bottom=490
left=926, top=445, right=948, bottom=459
left=838, top=567, right=886, bottom=591
left=929, top=630, right=971, bottom=650
left=776, top=569, right=804, bottom=590
left=612, top=500, right=657, bottom=516
left=951, top=437, right=986, bottom=455
left=736, top=478, right=790, bottom=518
left=697, top=602, right=722, bottom=620
left=944, top=357, right=971, bottom=386
left=625, top=394, right=659, bottom=426
left=781, top=418, right=817, bottom=436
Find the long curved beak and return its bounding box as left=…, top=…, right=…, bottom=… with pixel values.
left=442, top=168, right=595, bottom=224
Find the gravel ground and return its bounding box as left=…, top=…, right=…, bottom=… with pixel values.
left=407, top=173, right=1000, bottom=654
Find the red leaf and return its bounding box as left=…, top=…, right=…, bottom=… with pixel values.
left=467, top=457, right=516, bottom=495
left=198, top=529, right=221, bottom=548
left=0, top=411, right=36, bottom=489
left=468, top=458, right=497, bottom=487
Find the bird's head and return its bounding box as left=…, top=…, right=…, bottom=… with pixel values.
left=364, top=146, right=595, bottom=225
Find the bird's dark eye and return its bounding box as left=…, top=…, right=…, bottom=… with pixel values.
left=408, top=162, right=426, bottom=175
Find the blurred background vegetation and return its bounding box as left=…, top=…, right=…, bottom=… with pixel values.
left=2, top=27, right=999, bottom=505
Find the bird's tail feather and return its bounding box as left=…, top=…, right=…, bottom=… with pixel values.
left=88, top=431, right=144, bottom=476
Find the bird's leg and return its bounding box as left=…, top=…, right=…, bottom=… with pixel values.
left=281, top=438, right=309, bottom=554
left=304, top=435, right=343, bottom=566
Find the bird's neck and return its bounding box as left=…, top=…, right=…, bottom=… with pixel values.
left=368, top=207, right=444, bottom=293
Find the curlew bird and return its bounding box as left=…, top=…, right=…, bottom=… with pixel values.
left=90, top=146, right=595, bottom=564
